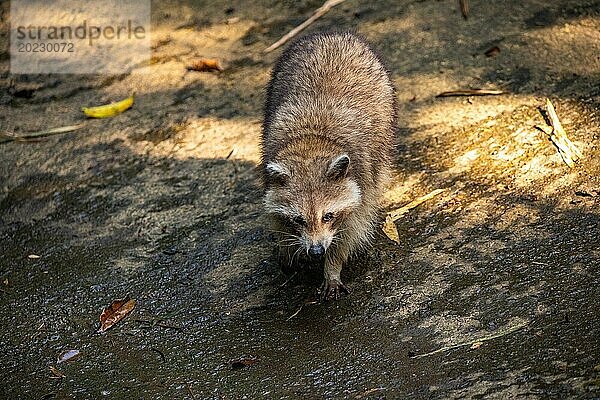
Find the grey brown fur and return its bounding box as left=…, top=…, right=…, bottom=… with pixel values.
left=261, top=31, right=396, bottom=299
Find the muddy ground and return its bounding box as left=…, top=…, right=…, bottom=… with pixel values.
left=1, top=0, right=599, bottom=398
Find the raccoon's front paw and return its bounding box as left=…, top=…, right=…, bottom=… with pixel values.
left=319, top=279, right=351, bottom=301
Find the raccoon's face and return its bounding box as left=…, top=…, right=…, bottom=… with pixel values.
left=264, top=154, right=361, bottom=259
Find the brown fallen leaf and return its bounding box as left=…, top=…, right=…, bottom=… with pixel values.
left=98, top=297, right=136, bottom=333
left=470, top=341, right=483, bottom=350
left=186, top=58, right=223, bottom=72
left=230, top=357, right=258, bottom=370
left=57, top=349, right=80, bottom=364
left=459, top=0, right=469, bottom=19
left=484, top=46, right=500, bottom=57
left=49, top=366, right=65, bottom=379
left=436, top=89, right=505, bottom=97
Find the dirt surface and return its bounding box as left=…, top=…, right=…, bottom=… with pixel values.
left=1, top=0, right=600, bottom=398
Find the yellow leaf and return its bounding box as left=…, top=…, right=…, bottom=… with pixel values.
left=382, top=215, right=400, bottom=244
left=82, top=94, right=134, bottom=119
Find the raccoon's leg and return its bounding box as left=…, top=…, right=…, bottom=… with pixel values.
left=320, top=248, right=351, bottom=301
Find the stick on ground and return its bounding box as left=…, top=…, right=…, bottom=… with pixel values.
left=382, top=189, right=446, bottom=244
left=436, top=89, right=505, bottom=97
left=0, top=124, right=84, bottom=143
left=410, top=320, right=528, bottom=359
left=538, top=98, right=583, bottom=168
left=264, top=0, right=347, bottom=53
left=387, top=189, right=446, bottom=221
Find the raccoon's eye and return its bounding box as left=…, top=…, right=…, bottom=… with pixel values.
left=292, top=215, right=307, bottom=227
left=322, top=212, right=334, bottom=223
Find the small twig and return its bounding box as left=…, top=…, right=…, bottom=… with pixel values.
left=151, top=348, right=166, bottom=363
left=287, top=300, right=318, bottom=320
left=186, top=383, right=196, bottom=399
left=156, top=322, right=183, bottom=331
left=410, top=321, right=528, bottom=359
left=0, top=124, right=84, bottom=143
left=436, top=89, right=505, bottom=97
left=387, top=189, right=446, bottom=222
left=355, top=387, right=385, bottom=399
left=279, top=271, right=298, bottom=289
left=49, top=366, right=65, bottom=379
left=264, top=0, right=347, bottom=53
left=134, top=318, right=182, bottom=331
left=382, top=189, right=446, bottom=244
left=537, top=99, right=583, bottom=168
left=30, top=322, right=46, bottom=339
left=287, top=304, right=305, bottom=320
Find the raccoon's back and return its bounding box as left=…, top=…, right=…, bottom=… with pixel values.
left=262, top=32, right=396, bottom=162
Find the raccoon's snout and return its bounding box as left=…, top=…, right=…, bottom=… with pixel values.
left=308, top=244, right=325, bottom=259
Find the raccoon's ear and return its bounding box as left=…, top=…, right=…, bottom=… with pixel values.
left=327, top=154, right=350, bottom=181
left=265, top=161, right=290, bottom=186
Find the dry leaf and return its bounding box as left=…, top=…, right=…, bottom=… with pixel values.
left=57, top=349, right=80, bottom=364
left=484, top=46, right=500, bottom=57
left=98, top=297, right=136, bottom=333
left=382, top=215, right=400, bottom=244
left=49, top=366, right=65, bottom=379
left=230, top=357, right=258, bottom=370
left=186, top=58, right=223, bottom=72
left=470, top=341, right=483, bottom=350
left=459, top=0, right=469, bottom=19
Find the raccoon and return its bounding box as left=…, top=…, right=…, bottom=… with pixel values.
left=261, top=31, right=396, bottom=300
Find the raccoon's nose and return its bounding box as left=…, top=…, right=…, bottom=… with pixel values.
left=308, top=244, right=325, bottom=258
